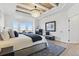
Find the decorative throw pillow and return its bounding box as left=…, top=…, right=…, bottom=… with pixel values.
left=0, top=33, right=3, bottom=41
left=8, top=29, right=15, bottom=38
left=14, top=31, right=19, bottom=37
left=0, top=31, right=10, bottom=40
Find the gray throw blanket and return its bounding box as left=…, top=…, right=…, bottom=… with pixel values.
left=20, top=33, right=42, bottom=42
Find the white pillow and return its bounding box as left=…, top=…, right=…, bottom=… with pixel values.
left=0, top=30, right=10, bottom=40
left=8, top=29, right=15, bottom=38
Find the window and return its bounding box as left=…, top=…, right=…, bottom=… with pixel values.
left=12, top=21, right=19, bottom=31
left=19, top=22, right=33, bottom=32
left=12, top=21, right=33, bottom=32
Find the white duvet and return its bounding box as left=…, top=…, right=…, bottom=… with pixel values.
left=0, top=34, right=47, bottom=52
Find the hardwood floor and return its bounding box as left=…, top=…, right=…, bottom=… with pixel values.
left=48, top=40, right=79, bottom=56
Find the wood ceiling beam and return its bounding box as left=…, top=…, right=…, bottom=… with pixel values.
left=16, top=8, right=31, bottom=14
left=17, top=3, right=34, bottom=10
left=50, top=3, right=58, bottom=7
left=16, top=5, right=31, bottom=11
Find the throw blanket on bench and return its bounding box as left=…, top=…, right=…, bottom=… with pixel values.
left=20, top=33, right=42, bottom=42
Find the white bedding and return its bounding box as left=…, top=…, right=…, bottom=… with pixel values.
left=0, top=34, right=47, bottom=52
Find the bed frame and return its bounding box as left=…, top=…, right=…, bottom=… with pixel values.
left=1, top=43, right=47, bottom=56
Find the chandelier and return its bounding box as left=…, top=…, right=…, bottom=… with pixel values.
left=31, top=6, right=41, bottom=17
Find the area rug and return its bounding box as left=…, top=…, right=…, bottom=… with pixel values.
left=30, top=43, right=65, bottom=56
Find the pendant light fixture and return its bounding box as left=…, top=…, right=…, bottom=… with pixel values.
left=31, top=6, right=41, bottom=17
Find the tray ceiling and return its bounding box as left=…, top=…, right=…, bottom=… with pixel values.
left=16, top=3, right=59, bottom=16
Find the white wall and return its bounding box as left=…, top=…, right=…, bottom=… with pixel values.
left=38, top=3, right=79, bottom=43
left=0, top=3, right=16, bottom=28
left=39, top=9, right=69, bottom=43
left=38, top=4, right=74, bottom=43
left=0, top=10, right=4, bottom=31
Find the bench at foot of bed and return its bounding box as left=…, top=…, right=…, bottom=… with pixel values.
left=14, top=43, right=47, bottom=56
left=1, top=43, right=47, bottom=56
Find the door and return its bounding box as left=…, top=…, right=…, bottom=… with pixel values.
left=70, top=14, right=79, bottom=43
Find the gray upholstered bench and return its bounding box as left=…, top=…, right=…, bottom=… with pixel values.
left=0, top=43, right=47, bottom=56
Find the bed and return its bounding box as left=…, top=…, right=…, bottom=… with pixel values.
left=0, top=34, right=48, bottom=55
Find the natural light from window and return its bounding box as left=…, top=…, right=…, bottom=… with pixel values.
left=12, top=21, right=33, bottom=32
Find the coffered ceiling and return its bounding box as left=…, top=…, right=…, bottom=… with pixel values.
left=16, top=3, right=59, bottom=16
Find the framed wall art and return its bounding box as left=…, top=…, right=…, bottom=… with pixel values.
left=45, top=21, right=56, bottom=32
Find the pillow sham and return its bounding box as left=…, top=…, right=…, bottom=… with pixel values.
left=8, top=29, right=15, bottom=38
left=0, top=31, right=10, bottom=40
